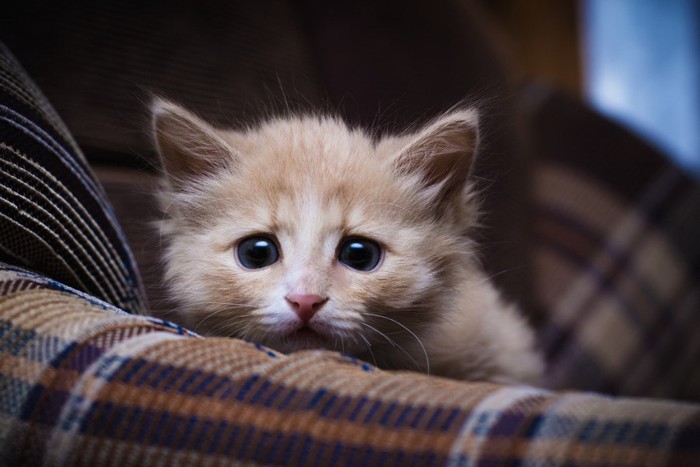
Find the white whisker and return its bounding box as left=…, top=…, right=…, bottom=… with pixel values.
left=358, top=334, right=378, bottom=368
left=363, top=312, right=430, bottom=375
left=360, top=322, right=397, bottom=347
left=192, top=308, right=255, bottom=333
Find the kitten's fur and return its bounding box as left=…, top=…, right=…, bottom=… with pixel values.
left=152, top=99, right=542, bottom=385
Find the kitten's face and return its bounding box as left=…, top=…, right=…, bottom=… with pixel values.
left=154, top=101, right=478, bottom=357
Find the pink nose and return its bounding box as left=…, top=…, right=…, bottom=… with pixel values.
left=285, top=294, right=328, bottom=323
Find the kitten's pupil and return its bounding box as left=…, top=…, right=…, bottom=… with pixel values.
left=237, top=236, right=279, bottom=269
left=338, top=238, right=382, bottom=271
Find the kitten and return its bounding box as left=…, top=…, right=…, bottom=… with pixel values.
left=152, top=99, right=543, bottom=385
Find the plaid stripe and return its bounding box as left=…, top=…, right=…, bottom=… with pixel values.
left=0, top=43, right=147, bottom=314
left=1, top=267, right=699, bottom=466
left=530, top=91, right=700, bottom=401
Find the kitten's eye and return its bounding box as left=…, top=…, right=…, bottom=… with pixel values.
left=237, top=236, right=279, bottom=269
left=338, top=237, right=382, bottom=272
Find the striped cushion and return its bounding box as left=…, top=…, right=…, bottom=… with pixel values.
left=1, top=41, right=700, bottom=466
left=0, top=43, right=147, bottom=314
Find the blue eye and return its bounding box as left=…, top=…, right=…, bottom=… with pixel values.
left=338, top=238, right=382, bottom=271
left=237, top=236, right=279, bottom=269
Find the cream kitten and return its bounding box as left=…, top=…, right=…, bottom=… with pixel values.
left=152, top=99, right=543, bottom=385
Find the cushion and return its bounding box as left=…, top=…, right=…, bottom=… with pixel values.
left=0, top=43, right=146, bottom=314
left=527, top=88, right=700, bottom=401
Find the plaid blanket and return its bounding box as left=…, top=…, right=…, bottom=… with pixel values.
left=2, top=266, right=699, bottom=465
left=530, top=91, right=700, bottom=401
left=1, top=42, right=700, bottom=465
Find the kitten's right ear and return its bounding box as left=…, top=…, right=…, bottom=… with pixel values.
left=391, top=109, right=479, bottom=207
left=151, top=98, right=235, bottom=188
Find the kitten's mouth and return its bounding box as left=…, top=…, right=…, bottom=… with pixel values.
left=290, top=327, right=320, bottom=339
left=276, top=325, right=331, bottom=351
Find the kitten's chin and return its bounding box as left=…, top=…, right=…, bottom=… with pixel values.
left=268, top=327, right=335, bottom=353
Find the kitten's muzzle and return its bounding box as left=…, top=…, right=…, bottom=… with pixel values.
left=285, top=294, right=328, bottom=324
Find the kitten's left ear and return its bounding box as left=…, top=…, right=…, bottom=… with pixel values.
left=151, top=98, right=236, bottom=190
left=392, top=109, right=478, bottom=205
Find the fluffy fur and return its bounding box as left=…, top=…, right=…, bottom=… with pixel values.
left=152, top=99, right=543, bottom=385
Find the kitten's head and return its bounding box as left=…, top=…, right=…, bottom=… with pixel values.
left=153, top=100, right=480, bottom=358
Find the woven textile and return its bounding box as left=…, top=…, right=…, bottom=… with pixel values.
left=1, top=266, right=699, bottom=466
left=530, top=92, right=700, bottom=402
left=0, top=43, right=147, bottom=314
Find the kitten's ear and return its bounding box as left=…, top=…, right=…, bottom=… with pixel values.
left=393, top=109, right=478, bottom=205
left=151, top=98, right=235, bottom=187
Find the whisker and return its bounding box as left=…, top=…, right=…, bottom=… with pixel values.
left=192, top=308, right=256, bottom=333
left=360, top=322, right=397, bottom=347
left=361, top=322, right=424, bottom=373
left=471, top=266, right=527, bottom=287
left=202, top=313, right=258, bottom=335
left=358, top=334, right=378, bottom=368
left=363, top=312, right=430, bottom=375
left=196, top=301, right=258, bottom=308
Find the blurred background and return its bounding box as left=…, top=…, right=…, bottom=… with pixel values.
left=477, top=0, right=700, bottom=177
left=3, top=0, right=698, bottom=177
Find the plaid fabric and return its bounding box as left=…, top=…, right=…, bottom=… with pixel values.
left=1, top=266, right=699, bottom=466
left=1, top=38, right=700, bottom=466
left=0, top=43, right=147, bottom=315
left=531, top=91, right=700, bottom=401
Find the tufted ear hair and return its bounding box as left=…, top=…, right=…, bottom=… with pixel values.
left=392, top=109, right=479, bottom=205
left=151, top=98, right=236, bottom=189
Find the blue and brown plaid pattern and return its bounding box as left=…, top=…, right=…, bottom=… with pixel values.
left=1, top=41, right=700, bottom=465
left=530, top=92, right=700, bottom=402
left=1, top=266, right=699, bottom=465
